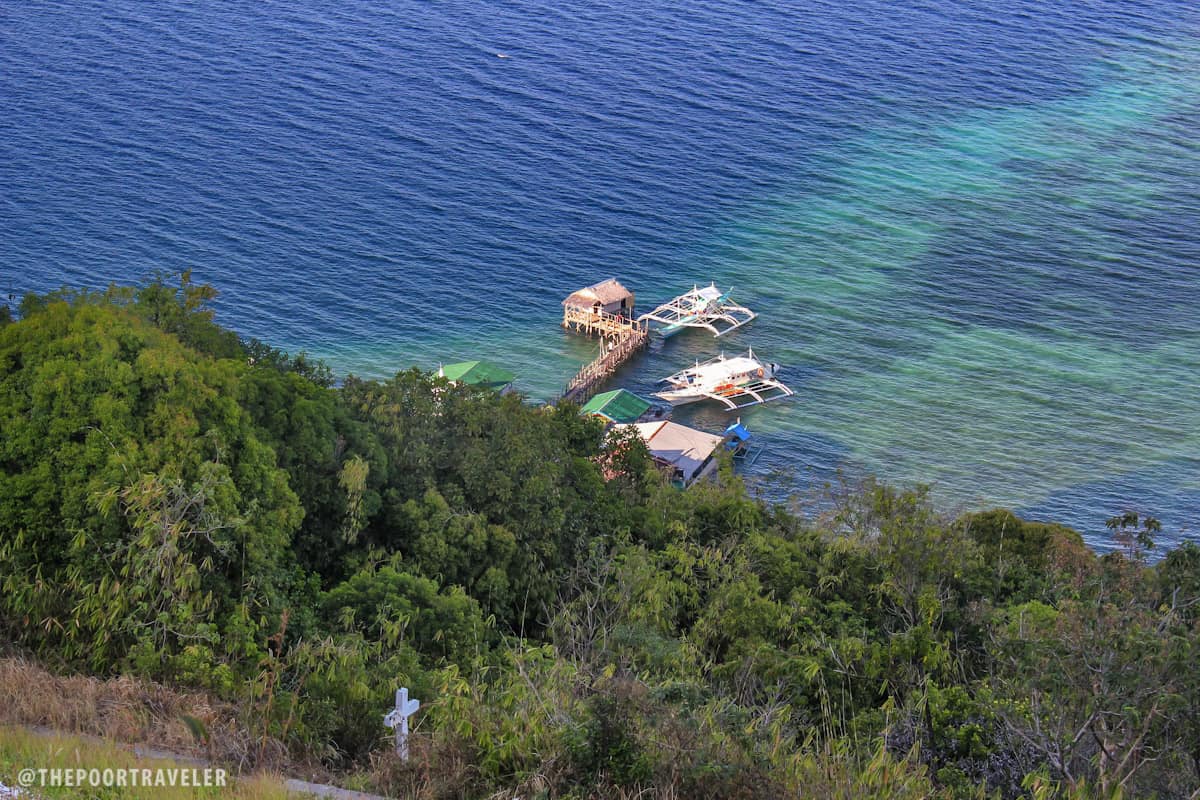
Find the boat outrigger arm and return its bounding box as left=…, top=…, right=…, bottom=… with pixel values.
left=637, top=283, right=757, bottom=338
left=690, top=377, right=794, bottom=410
left=654, top=348, right=796, bottom=411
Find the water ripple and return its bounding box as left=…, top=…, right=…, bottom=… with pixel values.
left=3, top=0, right=1199, bottom=549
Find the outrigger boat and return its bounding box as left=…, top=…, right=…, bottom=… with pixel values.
left=637, top=283, right=757, bottom=338
left=654, top=349, right=794, bottom=410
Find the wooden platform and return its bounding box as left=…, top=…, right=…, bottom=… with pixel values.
left=562, top=306, right=646, bottom=339
left=561, top=309, right=649, bottom=404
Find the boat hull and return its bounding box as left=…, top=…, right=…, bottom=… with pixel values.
left=656, top=322, right=687, bottom=338
left=653, top=389, right=709, bottom=407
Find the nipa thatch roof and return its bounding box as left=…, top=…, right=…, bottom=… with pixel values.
left=562, top=278, right=634, bottom=308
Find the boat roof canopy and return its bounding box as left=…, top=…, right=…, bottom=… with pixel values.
left=637, top=282, right=756, bottom=337
left=672, top=353, right=765, bottom=379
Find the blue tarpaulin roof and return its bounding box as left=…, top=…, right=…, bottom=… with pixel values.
left=724, top=421, right=752, bottom=447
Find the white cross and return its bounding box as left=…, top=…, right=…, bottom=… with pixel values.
left=383, top=687, right=420, bottom=760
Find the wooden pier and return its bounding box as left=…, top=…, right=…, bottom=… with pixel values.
left=561, top=310, right=649, bottom=403
left=562, top=306, right=645, bottom=338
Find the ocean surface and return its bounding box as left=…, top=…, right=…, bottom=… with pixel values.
left=3, top=0, right=1199, bottom=551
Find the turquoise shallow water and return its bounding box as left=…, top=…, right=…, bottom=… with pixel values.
left=2, top=1, right=1198, bottom=549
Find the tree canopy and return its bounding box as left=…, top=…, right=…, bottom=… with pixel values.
left=1, top=276, right=1197, bottom=798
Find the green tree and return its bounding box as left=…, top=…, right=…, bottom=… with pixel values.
left=338, top=370, right=632, bottom=632
left=1105, top=511, right=1160, bottom=564
left=988, top=555, right=1178, bottom=795
left=0, top=294, right=301, bottom=677
left=236, top=363, right=369, bottom=583
left=321, top=561, right=494, bottom=667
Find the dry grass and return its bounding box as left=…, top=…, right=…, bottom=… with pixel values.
left=0, top=726, right=298, bottom=799
left=364, top=735, right=481, bottom=800
left=0, top=656, right=272, bottom=771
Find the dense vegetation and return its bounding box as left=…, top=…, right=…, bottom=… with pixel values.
left=1, top=275, right=1198, bottom=799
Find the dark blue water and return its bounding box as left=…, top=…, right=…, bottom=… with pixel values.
left=3, top=0, right=1199, bottom=550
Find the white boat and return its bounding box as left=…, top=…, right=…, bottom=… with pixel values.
left=637, top=283, right=757, bottom=338
left=654, top=349, right=794, bottom=410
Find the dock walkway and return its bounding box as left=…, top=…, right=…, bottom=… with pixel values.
left=561, top=309, right=648, bottom=403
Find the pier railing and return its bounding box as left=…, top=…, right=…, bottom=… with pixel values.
left=561, top=312, right=649, bottom=404
left=562, top=306, right=647, bottom=338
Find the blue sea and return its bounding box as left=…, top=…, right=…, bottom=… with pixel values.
left=3, top=0, right=1199, bottom=551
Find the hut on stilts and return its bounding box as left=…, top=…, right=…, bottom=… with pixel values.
left=560, top=278, right=648, bottom=403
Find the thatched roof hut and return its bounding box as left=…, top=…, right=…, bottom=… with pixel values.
left=562, top=278, right=635, bottom=316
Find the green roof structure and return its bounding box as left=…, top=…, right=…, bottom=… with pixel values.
left=439, top=360, right=516, bottom=390
left=580, top=389, right=652, bottom=424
